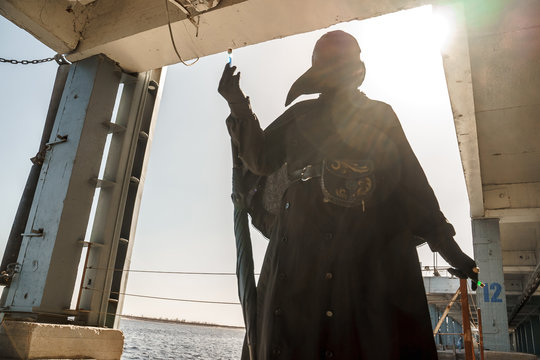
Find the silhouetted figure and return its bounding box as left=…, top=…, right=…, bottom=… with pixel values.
left=219, top=30, right=478, bottom=360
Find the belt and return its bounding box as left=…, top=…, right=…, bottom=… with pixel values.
left=288, top=163, right=322, bottom=182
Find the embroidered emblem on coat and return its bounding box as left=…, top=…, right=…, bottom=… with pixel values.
left=321, top=159, right=375, bottom=207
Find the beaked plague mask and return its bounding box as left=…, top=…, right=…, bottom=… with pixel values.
left=285, top=30, right=366, bottom=106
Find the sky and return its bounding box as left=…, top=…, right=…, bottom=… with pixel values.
left=0, top=5, right=472, bottom=327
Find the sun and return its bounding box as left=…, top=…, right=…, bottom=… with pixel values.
left=430, top=5, right=456, bottom=51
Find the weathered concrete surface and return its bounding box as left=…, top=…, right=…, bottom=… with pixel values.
left=438, top=350, right=537, bottom=360
left=0, top=0, right=443, bottom=72
left=0, top=320, right=123, bottom=359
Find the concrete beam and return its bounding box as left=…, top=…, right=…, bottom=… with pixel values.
left=423, top=276, right=460, bottom=294
left=2, top=0, right=442, bottom=72
left=476, top=105, right=540, bottom=186
left=72, top=0, right=441, bottom=72
left=0, top=0, right=85, bottom=53
left=436, top=2, right=484, bottom=218
left=484, top=208, right=540, bottom=224
left=0, top=320, right=123, bottom=359
left=484, top=182, right=540, bottom=210
left=503, top=266, right=537, bottom=274
left=502, top=251, right=537, bottom=266
left=70, top=0, right=443, bottom=72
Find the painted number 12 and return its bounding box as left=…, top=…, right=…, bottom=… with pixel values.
left=482, top=282, right=503, bottom=303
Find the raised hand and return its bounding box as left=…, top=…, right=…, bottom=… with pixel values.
left=218, top=63, right=247, bottom=104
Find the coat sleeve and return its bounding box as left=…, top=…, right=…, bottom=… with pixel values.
left=384, top=104, right=455, bottom=250
left=226, top=99, right=294, bottom=238
left=226, top=97, right=288, bottom=176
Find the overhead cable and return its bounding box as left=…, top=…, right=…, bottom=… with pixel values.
left=86, top=266, right=259, bottom=276
left=82, top=286, right=240, bottom=305
left=164, top=0, right=199, bottom=66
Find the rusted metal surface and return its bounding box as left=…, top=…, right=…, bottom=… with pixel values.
left=460, top=278, right=475, bottom=360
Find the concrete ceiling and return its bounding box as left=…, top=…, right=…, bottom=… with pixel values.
left=439, top=0, right=540, bottom=327
left=1, top=0, right=439, bottom=72
left=1, top=0, right=539, bottom=329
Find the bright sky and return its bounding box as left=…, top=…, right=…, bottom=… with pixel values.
left=0, top=5, right=472, bottom=327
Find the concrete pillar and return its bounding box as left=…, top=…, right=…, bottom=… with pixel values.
left=472, top=218, right=511, bottom=351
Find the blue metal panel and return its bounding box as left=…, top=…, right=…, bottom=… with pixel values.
left=1, top=55, right=120, bottom=318
left=531, top=315, right=540, bottom=356
left=517, top=324, right=525, bottom=353
left=524, top=320, right=534, bottom=354
left=454, top=320, right=462, bottom=348
left=447, top=317, right=457, bottom=347
left=531, top=315, right=540, bottom=355
left=429, top=304, right=441, bottom=345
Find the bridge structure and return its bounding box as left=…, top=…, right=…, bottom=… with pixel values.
left=0, top=0, right=539, bottom=358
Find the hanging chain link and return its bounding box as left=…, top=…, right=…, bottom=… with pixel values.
left=0, top=54, right=71, bottom=65
left=0, top=56, right=55, bottom=64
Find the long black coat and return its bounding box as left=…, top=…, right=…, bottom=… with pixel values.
left=227, top=90, right=451, bottom=359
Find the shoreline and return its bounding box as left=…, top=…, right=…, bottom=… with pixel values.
left=120, top=314, right=245, bottom=330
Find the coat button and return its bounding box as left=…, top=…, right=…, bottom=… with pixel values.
left=324, top=233, right=333, bottom=240
left=325, top=272, right=333, bottom=280
left=284, top=202, right=290, bottom=209
left=326, top=310, right=333, bottom=318
left=272, top=347, right=281, bottom=356
left=325, top=350, right=333, bottom=358
left=279, top=273, right=286, bottom=280
left=274, top=308, right=282, bottom=316
left=281, top=236, right=288, bottom=243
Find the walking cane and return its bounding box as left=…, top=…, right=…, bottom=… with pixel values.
left=231, top=142, right=257, bottom=360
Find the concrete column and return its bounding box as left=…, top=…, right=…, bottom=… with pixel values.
left=472, top=218, right=511, bottom=351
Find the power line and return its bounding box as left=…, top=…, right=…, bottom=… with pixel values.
left=86, top=267, right=260, bottom=276
left=114, top=291, right=240, bottom=305
left=82, top=286, right=240, bottom=305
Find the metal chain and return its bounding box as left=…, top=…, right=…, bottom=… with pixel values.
left=0, top=54, right=70, bottom=65
left=0, top=56, right=55, bottom=64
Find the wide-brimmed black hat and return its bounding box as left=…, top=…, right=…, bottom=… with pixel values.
left=285, top=30, right=365, bottom=106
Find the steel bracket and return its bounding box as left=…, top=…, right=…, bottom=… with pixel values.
left=45, top=134, right=68, bottom=148
left=102, top=121, right=126, bottom=134
left=21, top=228, right=44, bottom=237
left=89, top=177, right=116, bottom=189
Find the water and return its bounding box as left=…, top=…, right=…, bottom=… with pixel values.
left=119, top=318, right=245, bottom=359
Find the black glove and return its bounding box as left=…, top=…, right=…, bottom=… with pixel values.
left=218, top=64, right=249, bottom=114
left=436, top=238, right=479, bottom=290
left=447, top=267, right=480, bottom=291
